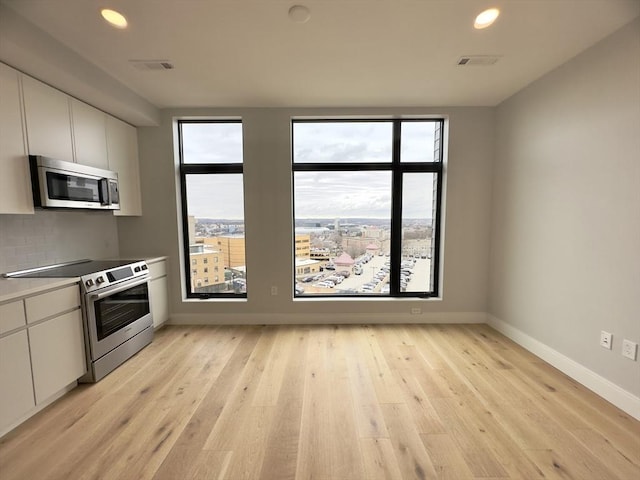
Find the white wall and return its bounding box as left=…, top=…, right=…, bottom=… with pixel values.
left=489, top=19, right=640, bottom=398
left=117, top=107, right=495, bottom=323
left=0, top=210, right=119, bottom=273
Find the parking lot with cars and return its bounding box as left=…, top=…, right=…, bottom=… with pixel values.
left=297, top=253, right=431, bottom=295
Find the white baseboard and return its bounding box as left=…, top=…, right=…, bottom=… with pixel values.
left=487, top=314, right=640, bottom=421
left=169, top=311, right=487, bottom=326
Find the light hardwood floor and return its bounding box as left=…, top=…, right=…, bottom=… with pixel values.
left=1, top=324, right=639, bottom=480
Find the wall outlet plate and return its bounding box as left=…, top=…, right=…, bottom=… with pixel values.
left=410, top=307, right=421, bottom=315
left=622, top=339, right=638, bottom=360
left=600, top=331, right=612, bottom=350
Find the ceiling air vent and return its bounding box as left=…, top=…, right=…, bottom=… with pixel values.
left=129, top=60, right=174, bottom=70
left=457, top=55, right=501, bottom=66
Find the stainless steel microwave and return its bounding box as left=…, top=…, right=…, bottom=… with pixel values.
left=29, top=155, right=120, bottom=210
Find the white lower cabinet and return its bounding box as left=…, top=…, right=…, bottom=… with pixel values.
left=150, top=276, right=169, bottom=328
left=0, top=331, right=35, bottom=432
left=29, top=309, right=86, bottom=404
left=148, top=259, right=169, bottom=328
left=0, top=283, right=86, bottom=435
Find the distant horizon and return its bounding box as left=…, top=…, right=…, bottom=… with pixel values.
left=194, top=217, right=433, bottom=224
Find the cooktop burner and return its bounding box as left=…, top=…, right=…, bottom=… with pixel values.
left=3, top=259, right=141, bottom=278
left=3, top=259, right=150, bottom=294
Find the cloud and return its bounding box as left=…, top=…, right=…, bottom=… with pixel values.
left=182, top=122, right=243, bottom=164
left=185, top=174, right=245, bottom=218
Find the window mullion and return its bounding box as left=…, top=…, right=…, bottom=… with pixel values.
left=390, top=121, right=403, bottom=296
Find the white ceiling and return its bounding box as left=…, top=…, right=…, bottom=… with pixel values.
left=1, top=0, right=639, bottom=125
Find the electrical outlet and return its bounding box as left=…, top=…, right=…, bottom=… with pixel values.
left=622, top=339, right=638, bottom=360
left=270, top=286, right=278, bottom=296
left=600, top=331, right=612, bottom=350
left=410, top=307, right=421, bottom=315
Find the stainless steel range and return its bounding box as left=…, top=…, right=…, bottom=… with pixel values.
left=4, top=259, right=153, bottom=382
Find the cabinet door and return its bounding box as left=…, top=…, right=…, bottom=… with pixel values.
left=0, top=63, right=33, bottom=214
left=29, top=310, right=86, bottom=404
left=22, top=75, right=73, bottom=161
left=71, top=99, right=108, bottom=169
left=106, top=115, right=142, bottom=216
left=149, top=276, right=169, bottom=328
left=0, top=331, right=35, bottom=431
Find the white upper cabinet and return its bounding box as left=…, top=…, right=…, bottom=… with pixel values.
left=71, top=99, right=108, bottom=169
left=107, top=115, right=142, bottom=216
left=21, top=75, right=74, bottom=161
left=1, top=64, right=143, bottom=215
left=0, top=63, right=33, bottom=214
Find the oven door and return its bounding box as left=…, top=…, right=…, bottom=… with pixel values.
left=84, top=277, right=153, bottom=361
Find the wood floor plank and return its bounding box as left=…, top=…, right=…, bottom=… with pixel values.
left=344, top=326, right=390, bottom=439
left=360, top=437, right=404, bottom=480
left=189, top=450, right=232, bottom=480
left=390, top=368, right=446, bottom=435
left=295, top=326, right=334, bottom=480
left=259, top=327, right=309, bottom=480
left=569, top=428, right=640, bottom=480
left=202, top=327, right=276, bottom=451
left=419, top=433, right=475, bottom=480
left=429, top=396, right=509, bottom=478
left=358, top=326, right=405, bottom=404
left=0, top=324, right=638, bottom=480
left=328, top=327, right=367, bottom=479
left=152, top=326, right=263, bottom=480
left=380, top=403, right=438, bottom=480
left=221, top=406, right=276, bottom=480
left=251, top=326, right=297, bottom=407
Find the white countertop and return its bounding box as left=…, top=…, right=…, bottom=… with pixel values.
left=0, top=277, right=80, bottom=304
left=0, top=257, right=167, bottom=304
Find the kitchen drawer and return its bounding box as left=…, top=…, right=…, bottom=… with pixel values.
left=25, top=285, right=80, bottom=324
left=148, top=260, right=166, bottom=279
left=0, top=300, right=26, bottom=335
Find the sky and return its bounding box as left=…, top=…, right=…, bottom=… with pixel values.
left=181, top=121, right=438, bottom=219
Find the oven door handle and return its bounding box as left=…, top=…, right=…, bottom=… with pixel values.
left=90, top=276, right=149, bottom=300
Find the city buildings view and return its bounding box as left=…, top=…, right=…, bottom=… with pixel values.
left=181, top=119, right=442, bottom=297
left=188, top=216, right=434, bottom=296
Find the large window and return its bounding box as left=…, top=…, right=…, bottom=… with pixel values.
left=178, top=120, right=247, bottom=298
left=292, top=119, right=444, bottom=297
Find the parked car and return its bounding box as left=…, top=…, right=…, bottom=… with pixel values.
left=295, top=284, right=305, bottom=294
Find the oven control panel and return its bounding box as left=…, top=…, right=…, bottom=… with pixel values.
left=82, top=261, right=149, bottom=293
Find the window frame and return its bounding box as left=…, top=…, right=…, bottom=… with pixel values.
left=291, top=118, right=444, bottom=299
left=177, top=119, right=247, bottom=299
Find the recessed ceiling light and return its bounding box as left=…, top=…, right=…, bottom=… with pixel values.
left=474, top=8, right=500, bottom=29
left=101, top=8, right=128, bottom=29
left=288, top=5, right=311, bottom=24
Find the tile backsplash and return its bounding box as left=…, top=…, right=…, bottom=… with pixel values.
left=0, top=210, right=119, bottom=274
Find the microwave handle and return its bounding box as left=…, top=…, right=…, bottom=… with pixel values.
left=99, top=178, right=110, bottom=205
left=90, top=276, right=149, bottom=300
